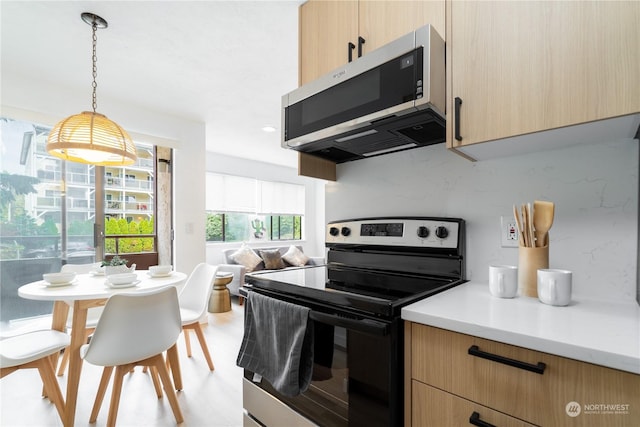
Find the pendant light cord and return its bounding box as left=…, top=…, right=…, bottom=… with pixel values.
left=91, top=19, right=98, bottom=113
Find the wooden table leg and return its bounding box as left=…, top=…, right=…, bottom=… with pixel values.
left=46, top=301, right=70, bottom=397
left=51, top=301, right=70, bottom=332
left=63, top=300, right=89, bottom=427
left=166, top=344, right=183, bottom=391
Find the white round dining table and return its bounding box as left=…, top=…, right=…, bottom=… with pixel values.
left=18, top=270, right=187, bottom=427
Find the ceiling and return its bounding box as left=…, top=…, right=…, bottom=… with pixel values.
left=1, top=0, right=302, bottom=168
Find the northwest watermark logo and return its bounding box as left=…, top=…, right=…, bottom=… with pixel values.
left=566, top=401, right=581, bottom=417
left=566, top=401, right=631, bottom=417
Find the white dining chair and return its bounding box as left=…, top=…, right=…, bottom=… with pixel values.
left=0, top=330, right=70, bottom=421
left=81, top=286, right=183, bottom=426
left=56, top=262, right=103, bottom=376
left=178, top=262, right=218, bottom=371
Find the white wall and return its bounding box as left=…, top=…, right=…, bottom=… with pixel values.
left=326, top=139, right=639, bottom=303
left=205, top=152, right=325, bottom=265
left=2, top=73, right=207, bottom=276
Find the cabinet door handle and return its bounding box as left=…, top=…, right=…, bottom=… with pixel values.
left=454, top=97, right=463, bottom=141
left=357, top=36, right=366, bottom=57
left=348, top=42, right=356, bottom=62
left=469, top=411, right=496, bottom=427
left=468, top=345, right=547, bottom=374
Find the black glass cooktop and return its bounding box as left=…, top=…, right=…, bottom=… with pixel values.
left=245, top=265, right=462, bottom=318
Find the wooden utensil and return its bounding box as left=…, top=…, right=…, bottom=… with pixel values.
left=527, top=203, right=535, bottom=247
left=513, top=204, right=524, bottom=246
left=521, top=204, right=529, bottom=247
left=533, top=200, right=555, bottom=247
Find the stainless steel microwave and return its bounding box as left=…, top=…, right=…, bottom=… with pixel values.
left=281, top=24, right=445, bottom=164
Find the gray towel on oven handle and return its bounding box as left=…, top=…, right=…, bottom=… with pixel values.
left=236, top=292, right=314, bottom=397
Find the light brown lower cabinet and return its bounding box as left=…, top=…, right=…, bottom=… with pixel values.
left=412, top=381, right=535, bottom=427
left=407, top=323, right=640, bottom=427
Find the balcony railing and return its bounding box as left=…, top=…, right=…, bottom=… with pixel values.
left=36, top=196, right=62, bottom=208
left=135, top=158, right=154, bottom=168
left=37, top=170, right=61, bottom=181
left=104, top=234, right=156, bottom=255
left=68, top=172, right=91, bottom=184
left=106, top=200, right=152, bottom=212
left=124, top=178, right=152, bottom=191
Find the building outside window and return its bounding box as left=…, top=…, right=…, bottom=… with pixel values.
left=0, top=117, right=157, bottom=327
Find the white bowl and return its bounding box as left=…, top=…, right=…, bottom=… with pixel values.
left=107, top=273, right=138, bottom=285
left=43, top=272, right=76, bottom=284
left=149, top=265, right=172, bottom=275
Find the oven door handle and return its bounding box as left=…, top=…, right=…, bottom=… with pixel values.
left=309, top=311, right=389, bottom=336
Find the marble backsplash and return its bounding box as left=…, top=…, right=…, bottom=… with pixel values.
left=326, top=139, right=638, bottom=303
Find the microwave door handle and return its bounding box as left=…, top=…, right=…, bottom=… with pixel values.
left=309, top=311, right=389, bottom=336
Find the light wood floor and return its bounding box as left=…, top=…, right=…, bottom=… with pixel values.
left=0, top=299, right=245, bottom=427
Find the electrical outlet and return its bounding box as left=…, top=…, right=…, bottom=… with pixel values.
left=500, top=215, right=519, bottom=248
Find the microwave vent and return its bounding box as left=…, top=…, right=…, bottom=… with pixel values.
left=299, top=109, right=445, bottom=163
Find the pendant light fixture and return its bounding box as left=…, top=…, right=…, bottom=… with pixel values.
left=46, top=12, right=137, bottom=166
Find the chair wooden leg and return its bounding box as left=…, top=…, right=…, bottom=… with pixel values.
left=0, top=367, right=19, bottom=378
left=166, top=344, right=183, bottom=391
left=36, top=357, right=66, bottom=422
left=90, top=366, right=114, bottom=423
left=56, top=347, right=70, bottom=376
left=106, top=365, right=131, bottom=427
left=149, top=366, right=163, bottom=398
left=42, top=354, right=58, bottom=397
left=184, top=328, right=192, bottom=357
left=192, top=323, right=215, bottom=371
left=151, top=355, right=184, bottom=424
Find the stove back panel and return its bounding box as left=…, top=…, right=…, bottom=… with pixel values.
left=327, top=248, right=464, bottom=280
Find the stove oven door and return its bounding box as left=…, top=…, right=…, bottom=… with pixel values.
left=242, top=303, right=403, bottom=427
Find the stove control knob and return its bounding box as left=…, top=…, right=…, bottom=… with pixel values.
left=341, top=227, right=351, bottom=237
left=417, top=226, right=430, bottom=238
left=435, top=226, right=449, bottom=239
left=329, top=227, right=340, bottom=236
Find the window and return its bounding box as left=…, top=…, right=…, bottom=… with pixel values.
left=205, top=173, right=304, bottom=242
left=205, top=213, right=302, bottom=242
left=0, top=117, right=159, bottom=327
left=269, top=215, right=301, bottom=240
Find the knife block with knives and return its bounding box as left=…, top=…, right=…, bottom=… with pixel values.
left=514, top=201, right=555, bottom=297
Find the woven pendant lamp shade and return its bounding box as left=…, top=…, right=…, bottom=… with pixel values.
left=46, top=111, right=137, bottom=166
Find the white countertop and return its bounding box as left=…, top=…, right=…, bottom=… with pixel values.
left=401, top=281, right=640, bottom=375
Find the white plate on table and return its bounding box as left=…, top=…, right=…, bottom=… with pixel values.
left=105, top=280, right=141, bottom=289
left=147, top=271, right=173, bottom=278
left=43, top=279, right=77, bottom=288
left=90, top=270, right=105, bottom=276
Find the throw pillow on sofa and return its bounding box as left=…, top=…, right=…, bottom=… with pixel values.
left=231, top=243, right=262, bottom=272
left=282, top=245, right=310, bottom=267
left=259, top=249, right=286, bottom=270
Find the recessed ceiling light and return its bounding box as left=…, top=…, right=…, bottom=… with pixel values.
left=262, top=126, right=276, bottom=133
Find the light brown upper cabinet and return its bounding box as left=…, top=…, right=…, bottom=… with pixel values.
left=299, top=0, right=358, bottom=86
left=446, top=1, right=640, bottom=157
left=299, top=0, right=445, bottom=86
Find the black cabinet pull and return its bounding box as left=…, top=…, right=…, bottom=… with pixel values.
left=468, top=345, right=546, bottom=374
left=469, top=411, right=496, bottom=427
left=454, top=97, right=463, bottom=141
left=358, top=36, right=366, bottom=57
left=348, top=42, right=355, bottom=62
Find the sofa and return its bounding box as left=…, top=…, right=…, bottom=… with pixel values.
left=217, top=244, right=324, bottom=299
